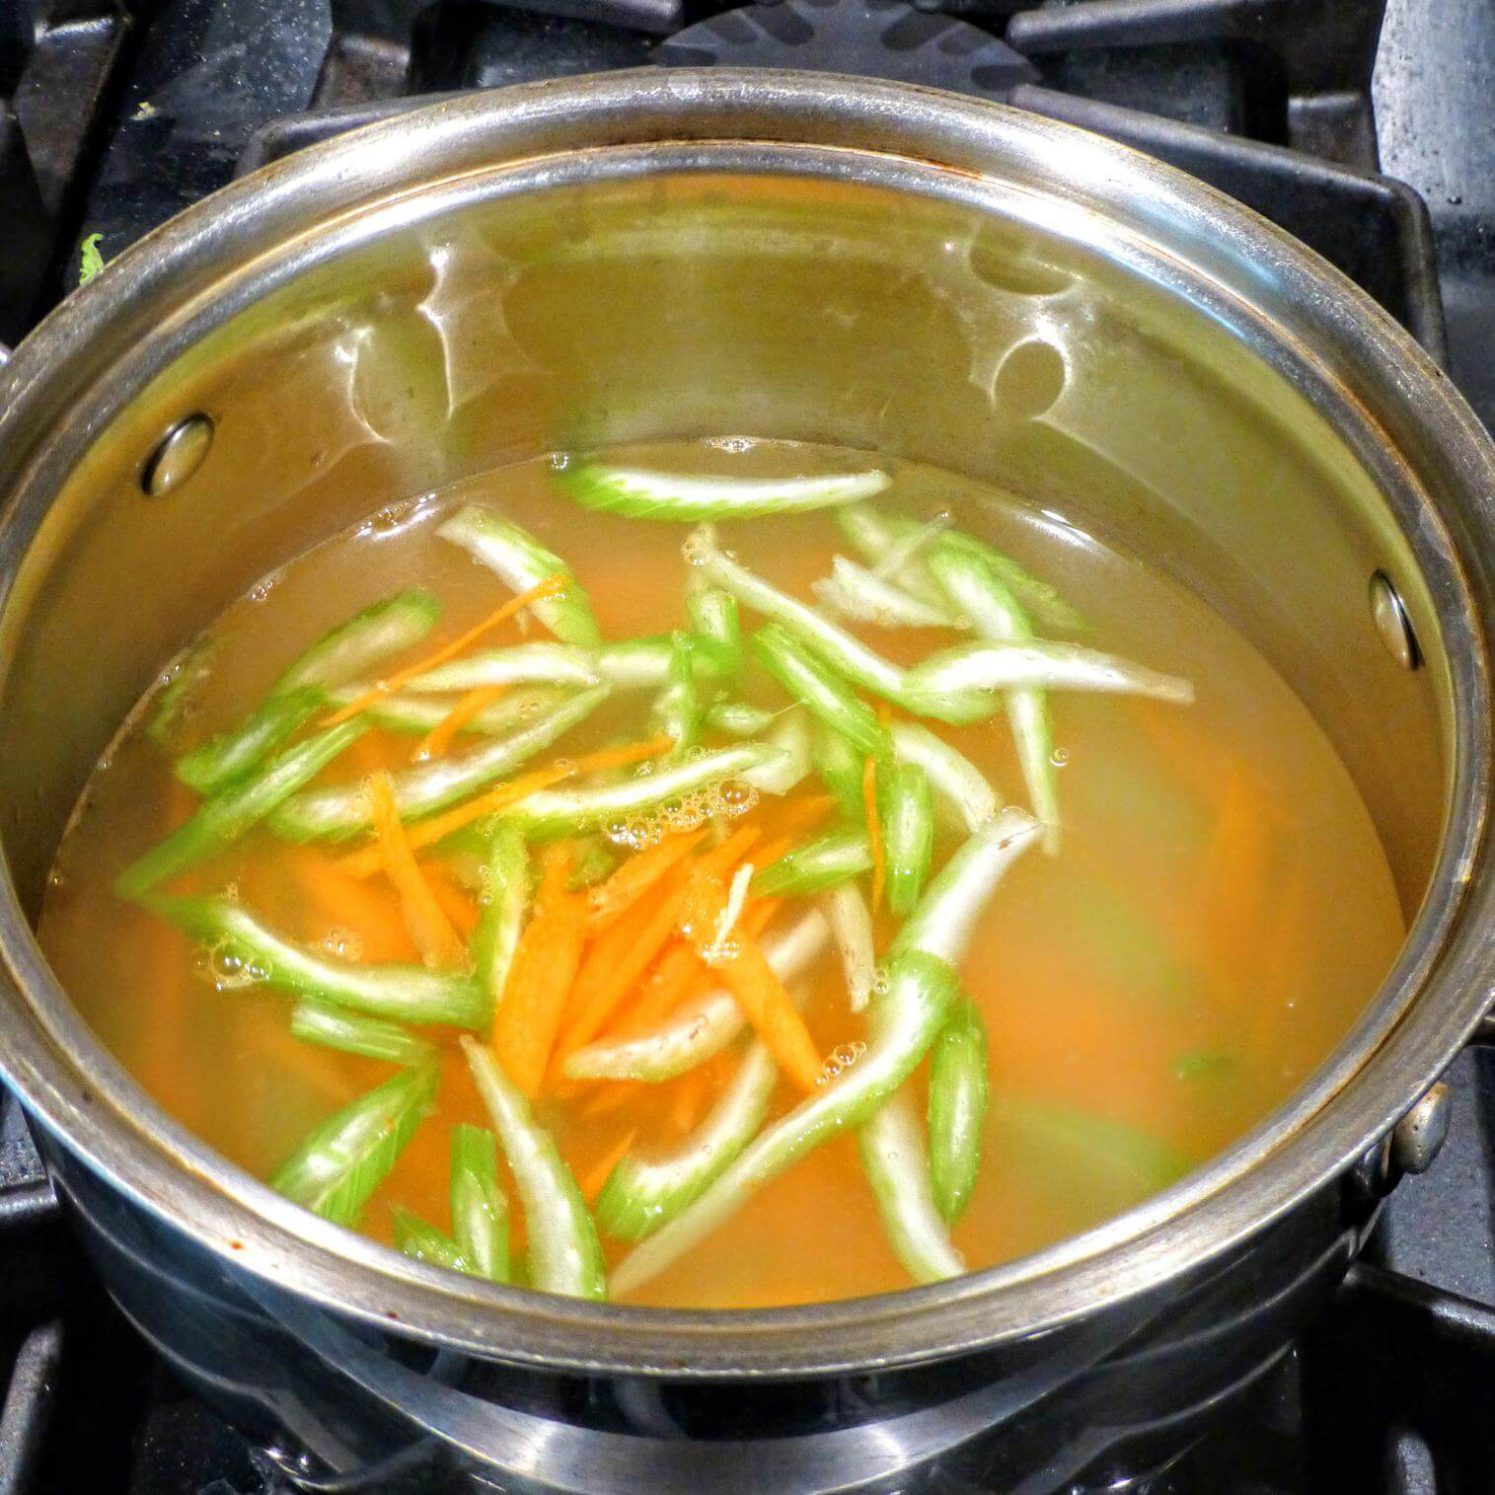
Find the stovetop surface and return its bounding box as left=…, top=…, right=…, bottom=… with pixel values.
left=0, top=1, right=1492, bottom=1491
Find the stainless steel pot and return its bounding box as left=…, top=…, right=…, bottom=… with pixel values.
left=0, top=70, right=1491, bottom=1493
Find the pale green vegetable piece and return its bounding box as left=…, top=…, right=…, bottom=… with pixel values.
left=500, top=741, right=777, bottom=841
left=927, top=999, right=989, bottom=1224
left=860, top=1090, right=965, bottom=1283
left=438, top=505, right=602, bottom=647
left=402, top=643, right=600, bottom=693
left=271, top=1063, right=438, bottom=1227
left=289, top=1000, right=436, bottom=1067
left=462, top=1040, right=606, bottom=1299
left=927, top=541, right=1059, bottom=852
left=596, top=1041, right=779, bottom=1241
left=558, top=461, right=890, bottom=520
left=269, top=688, right=607, bottom=841
left=891, top=808, right=1043, bottom=967
left=149, top=895, right=486, bottom=1029
left=450, top=1124, right=511, bottom=1282
left=888, top=720, right=997, bottom=834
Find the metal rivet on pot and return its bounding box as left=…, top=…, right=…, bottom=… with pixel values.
left=141, top=414, right=213, bottom=497
left=1389, top=1083, right=1452, bottom=1176
left=1369, top=571, right=1421, bottom=670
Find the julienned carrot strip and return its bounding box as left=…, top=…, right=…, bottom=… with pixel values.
left=607, top=897, right=782, bottom=1039
left=703, top=823, right=764, bottom=871
left=773, top=792, right=837, bottom=841
left=560, top=878, right=696, bottom=1060
left=367, top=771, right=467, bottom=969
left=423, top=863, right=481, bottom=937
left=585, top=827, right=708, bottom=935
left=863, top=756, right=886, bottom=912
left=556, top=826, right=763, bottom=1063
left=324, top=574, right=566, bottom=726
left=612, top=941, right=701, bottom=1038
left=1196, top=769, right=1273, bottom=996
left=580, top=1127, right=639, bottom=1202
left=679, top=872, right=822, bottom=1093
left=572, top=734, right=676, bottom=775
left=414, top=683, right=508, bottom=762
left=490, top=848, right=585, bottom=1097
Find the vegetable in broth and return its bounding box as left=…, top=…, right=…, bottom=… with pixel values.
left=36, top=439, right=1405, bottom=1309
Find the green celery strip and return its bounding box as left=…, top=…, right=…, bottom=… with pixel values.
left=116, top=718, right=369, bottom=897
left=150, top=894, right=486, bottom=1028
left=499, top=741, right=778, bottom=841
left=879, top=759, right=935, bottom=918
left=650, top=632, right=702, bottom=754
left=271, top=1062, right=437, bottom=1227
left=557, top=461, right=889, bottom=520
left=392, top=1206, right=471, bottom=1272
left=752, top=624, right=891, bottom=760
left=473, top=822, right=529, bottom=1018
left=462, top=1040, right=606, bottom=1299
left=450, top=1124, right=511, bottom=1282
left=741, top=709, right=810, bottom=796
left=755, top=830, right=872, bottom=897
left=905, top=640, right=1195, bottom=706
left=289, top=999, right=435, bottom=1066
left=891, top=809, right=1043, bottom=967
left=928, top=541, right=1060, bottom=850
left=437, top=506, right=602, bottom=648
left=835, top=503, right=1084, bottom=633
left=687, top=581, right=742, bottom=674
left=595, top=634, right=735, bottom=690
left=595, top=1041, right=779, bottom=1242
left=269, top=687, right=607, bottom=842
left=813, top=555, right=961, bottom=630
left=177, top=589, right=439, bottom=792
left=321, top=684, right=573, bottom=739
left=859, top=1089, right=964, bottom=1283
left=811, top=719, right=867, bottom=817
left=692, top=525, right=987, bottom=724
left=927, top=998, right=989, bottom=1224
left=823, top=880, right=875, bottom=1013
left=402, top=643, right=600, bottom=693
left=706, top=700, right=775, bottom=737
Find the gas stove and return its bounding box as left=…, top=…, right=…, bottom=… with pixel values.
left=0, top=2, right=1491, bottom=1491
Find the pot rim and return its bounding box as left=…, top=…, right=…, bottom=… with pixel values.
left=0, top=69, right=1491, bottom=1378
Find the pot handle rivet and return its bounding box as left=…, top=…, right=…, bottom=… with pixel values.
left=142, top=413, right=214, bottom=498
left=1389, top=1082, right=1451, bottom=1176
left=1369, top=571, right=1421, bottom=671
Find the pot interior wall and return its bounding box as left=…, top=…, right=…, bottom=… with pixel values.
left=0, top=165, right=1448, bottom=924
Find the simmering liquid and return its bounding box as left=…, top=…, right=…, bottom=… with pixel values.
left=37, top=439, right=1404, bottom=1309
